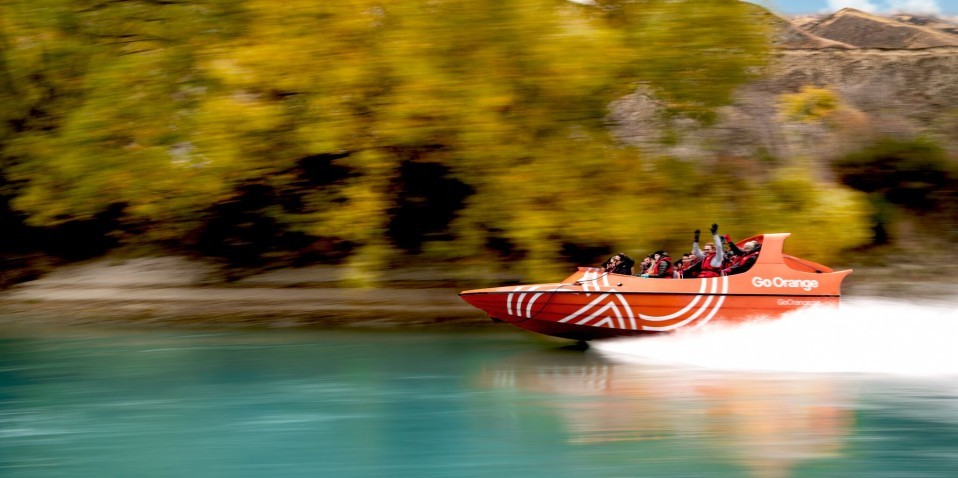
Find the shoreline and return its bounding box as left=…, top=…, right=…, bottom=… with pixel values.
left=0, top=256, right=954, bottom=330
left=0, top=285, right=488, bottom=329
left=0, top=256, right=492, bottom=329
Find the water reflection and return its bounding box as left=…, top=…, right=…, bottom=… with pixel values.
left=478, top=349, right=854, bottom=478
left=7, top=324, right=958, bottom=477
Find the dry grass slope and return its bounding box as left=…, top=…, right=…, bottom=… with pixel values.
left=801, top=8, right=958, bottom=49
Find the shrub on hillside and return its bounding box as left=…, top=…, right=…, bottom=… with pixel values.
left=832, top=137, right=955, bottom=211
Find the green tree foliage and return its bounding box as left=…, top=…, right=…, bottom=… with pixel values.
left=2, top=0, right=245, bottom=235
left=734, top=166, right=872, bottom=262
left=833, top=137, right=953, bottom=210
left=598, top=0, right=771, bottom=121
left=0, top=0, right=873, bottom=279
left=832, top=137, right=956, bottom=245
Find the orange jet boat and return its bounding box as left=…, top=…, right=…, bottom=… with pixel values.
left=459, top=233, right=852, bottom=341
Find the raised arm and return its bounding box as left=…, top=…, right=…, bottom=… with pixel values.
left=725, top=234, right=744, bottom=256
left=709, top=224, right=724, bottom=268
left=692, top=229, right=705, bottom=260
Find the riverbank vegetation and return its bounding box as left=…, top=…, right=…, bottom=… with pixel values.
left=0, top=1, right=954, bottom=286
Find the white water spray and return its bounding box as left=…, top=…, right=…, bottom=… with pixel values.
left=591, top=297, right=958, bottom=377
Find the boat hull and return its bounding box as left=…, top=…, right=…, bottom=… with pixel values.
left=461, top=284, right=840, bottom=341
left=459, top=234, right=851, bottom=341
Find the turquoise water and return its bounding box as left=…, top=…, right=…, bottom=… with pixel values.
left=3, top=299, right=958, bottom=477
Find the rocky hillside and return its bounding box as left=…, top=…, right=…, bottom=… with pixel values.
left=763, top=9, right=854, bottom=49
left=799, top=8, right=958, bottom=49
left=784, top=8, right=958, bottom=49
left=889, top=14, right=958, bottom=36
left=608, top=8, right=958, bottom=163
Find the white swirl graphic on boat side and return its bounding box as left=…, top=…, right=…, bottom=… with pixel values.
left=506, top=285, right=566, bottom=319
left=576, top=270, right=610, bottom=293
left=526, top=291, right=545, bottom=318
left=554, top=276, right=728, bottom=331
left=638, top=279, right=708, bottom=321
left=642, top=276, right=728, bottom=331
left=507, top=286, right=541, bottom=317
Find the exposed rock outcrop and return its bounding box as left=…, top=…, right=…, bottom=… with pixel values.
left=744, top=3, right=855, bottom=49
left=607, top=9, right=958, bottom=164
left=802, top=8, right=958, bottom=49
left=891, top=13, right=958, bottom=36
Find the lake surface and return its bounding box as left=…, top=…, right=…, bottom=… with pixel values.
left=2, top=298, right=958, bottom=477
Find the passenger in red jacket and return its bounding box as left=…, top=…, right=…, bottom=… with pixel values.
left=692, top=223, right=725, bottom=278
left=674, top=253, right=701, bottom=279
left=641, top=251, right=674, bottom=278
left=723, top=239, right=761, bottom=276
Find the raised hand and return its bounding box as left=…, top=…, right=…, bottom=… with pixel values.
left=710, top=223, right=718, bottom=235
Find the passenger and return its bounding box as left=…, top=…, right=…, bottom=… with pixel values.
left=692, top=223, right=725, bottom=278
left=640, top=250, right=674, bottom=278
left=674, top=253, right=701, bottom=279
left=637, top=255, right=653, bottom=275
left=720, top=234, right=735, bottom=269
left=601, top=253, right=635, bottom=275
left=722, top=234, right=739, bottom=261
left=723, top=240, right=761, bottom=276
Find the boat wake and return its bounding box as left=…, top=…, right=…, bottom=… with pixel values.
left=591, top=297, right=958, bottom=377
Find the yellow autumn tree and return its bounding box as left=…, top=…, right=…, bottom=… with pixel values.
left=184, top=0, right=775, bottom=279
left=779, top=86, right=840, bottom=123
left=6, top=1, right=874, bottom=282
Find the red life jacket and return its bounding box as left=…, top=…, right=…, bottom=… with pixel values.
left=676, top=257, right=700, bottom=278
left=647, top=257, right=674, bottom=278
left=725, top=249, right=760, bottom=274
left=731, top=250, right=758, bottom=268
left=698, top=252, right=722, bottom=278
